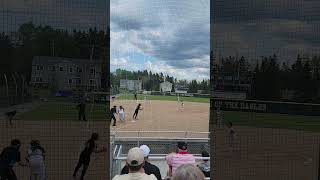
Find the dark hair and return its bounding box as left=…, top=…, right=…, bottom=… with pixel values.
left=177, top=142, right=187, bottom=150
left=228, top=121, right=233, bottom=127
left=202, top=150, right=209, bottom=157
left=91, top=133, right=99, bottom=140
left=128, top=163, right=143, bottom=171
left=11, top=139, right=21, bottom=146
left=30, top=140, right=40, bottom=146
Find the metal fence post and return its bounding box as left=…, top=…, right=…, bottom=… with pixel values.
left=12, top=73, right=18, bottom=104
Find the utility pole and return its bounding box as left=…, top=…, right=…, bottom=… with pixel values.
left=90, top=45, right=94, bottom=61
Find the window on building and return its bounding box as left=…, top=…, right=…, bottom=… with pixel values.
left=36, top=65, right=43, bottom=70
left=60, top=67, right=63, bottom=71
left=52, top=66, right=55, bottom=72
left=78, top=68, right=82, bottom=72
left=69, top=79, right=73, bottom=84
left=90, top=79, right=95, bottom=85
left=90, top=68, right=95, bottom=74
left=35, top=77, right=42, bottom=82
left=69, top=67, right=73, bottom=73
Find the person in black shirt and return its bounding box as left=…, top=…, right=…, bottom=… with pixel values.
left=110, top=106, right=117, bottom=126
left=0, top=139, right=27, bottom=180
left=77, top=100, right=87, bottom=121
left=73, top=133, right=106, bottom=180
left=133, top=104, right=143, bottom=120
left=120, top=145, right=162, bottom=180
left=134, top=92, right=137, bottom=101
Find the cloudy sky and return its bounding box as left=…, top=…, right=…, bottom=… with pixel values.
left=0, top=0, right=107, bottom=32
left=110, top=0, right=210, bottom=81
left=212, top=0, right=320, bottom=65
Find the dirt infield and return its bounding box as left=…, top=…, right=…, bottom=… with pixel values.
left=0, top=120, right=108, bottom=180
left=110, top=100, right=209, bottom=137
left=213, top=126, right=320, bottom=180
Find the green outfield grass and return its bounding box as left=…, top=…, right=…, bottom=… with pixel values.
left=221, top=110, right=320, bottom=132
left=117, top=93, right=209, bottom=103
left=18, top=102, right=107, bottom=121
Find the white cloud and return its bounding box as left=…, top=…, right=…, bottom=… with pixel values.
left=110, top=58, right=128, bottom=66
left=110, top=0, right=210, bottom=80
left=143, top=60, right=208, bottom=81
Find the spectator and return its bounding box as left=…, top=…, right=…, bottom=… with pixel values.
left=166, top=142, right=195, bottom=177
left=121, top=145, right=162, bottom=180
left=172, top=164, right=205, bottom=180
left=0, top=139, right=27, bottom=180
left=112, top=147, right=157, bottom=180
left=197, top=150, right=210, bottom=177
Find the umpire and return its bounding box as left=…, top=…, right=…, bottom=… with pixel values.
left=77, top=99, right=87, bottom=121
left=110, top=106, right=117, bottom=126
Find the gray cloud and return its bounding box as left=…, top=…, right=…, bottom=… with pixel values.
left=212, top=0, right=320, bottom=64
left=111, top=0, right=210, bottom=72
left=0, top=0, right=107, bottom=32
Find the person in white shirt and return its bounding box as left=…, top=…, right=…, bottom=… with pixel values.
left=119, top=106, right=125, bottom=122
left=112, top=147, right=157, bottom=180
left=26, top=140, right=46, bottom=180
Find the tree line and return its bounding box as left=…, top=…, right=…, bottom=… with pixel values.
left=214, top=54, right=320, bottom=103
left=0, top=22, right=108, bottom=89
left=111, top=69, right=210, bottom=94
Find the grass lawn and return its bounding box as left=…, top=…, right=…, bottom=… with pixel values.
left=117, top=93, right=209, bottom=103
left=18, top=102, right=107, bottom=121
left=221, top=110, right=320, bottom=132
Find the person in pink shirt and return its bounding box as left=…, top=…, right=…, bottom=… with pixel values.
left=165, top=142, right=196, bottom=177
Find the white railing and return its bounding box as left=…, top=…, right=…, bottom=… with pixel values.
left=111, top=131, right=210, bottom=138
left=114, top=156, right=210, bottom=160
left=114, top=137, right=209, bottom=141
left=112, top=155, right=211, bottom=180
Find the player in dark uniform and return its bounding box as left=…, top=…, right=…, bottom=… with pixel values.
left=5, top=110, right=16, bottom=126
left=133, top=104, right=143, bottom=120
left=0, top=139, right=27, bottom=180
left=77, top=100, right=87, bottom=121
left=134, top=92, right=137, bottom=101
left=110, top=106, right=117, bottom=126
left=73, top=133, right=106, bottom=180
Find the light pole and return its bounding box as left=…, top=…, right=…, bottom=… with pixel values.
left=4, top=74, right=9, bottom=107
left=21, top=74, right=25, bottom=104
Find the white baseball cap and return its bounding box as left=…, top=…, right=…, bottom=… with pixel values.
left=139, top=145, right=150, bottom=157
left=127, top=147, right=144, bottom=166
